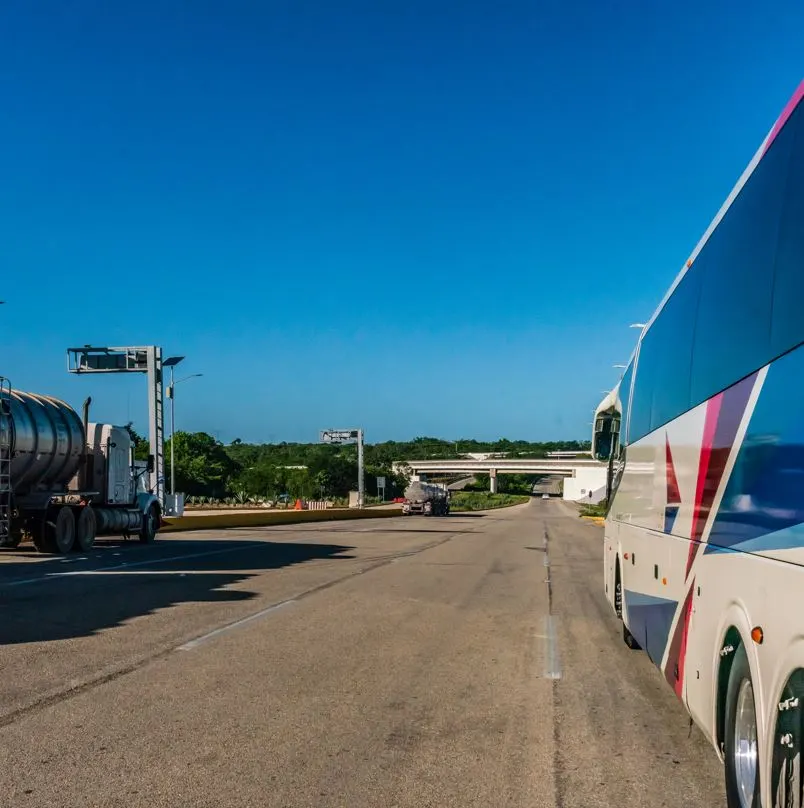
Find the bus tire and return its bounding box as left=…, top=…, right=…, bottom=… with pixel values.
left=771, top=670, right=804, bottom=808
left=623, top=624, right=641, bottom=650
left=615, top=562, right=641, bottom=650
left=725, top=644, right=761, bottom=808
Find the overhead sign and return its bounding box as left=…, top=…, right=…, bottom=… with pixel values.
left=320, top=429, right=360, bottom=443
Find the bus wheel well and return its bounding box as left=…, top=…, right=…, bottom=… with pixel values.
left=716, top=626, right=743, bottom=753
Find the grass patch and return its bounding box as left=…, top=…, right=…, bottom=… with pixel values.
left=450, top=492, right=530, bottom=511
left=579, top=502, right=608, bottom=518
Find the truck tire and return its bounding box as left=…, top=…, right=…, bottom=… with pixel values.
left=0, top=525, right=22, bottom=549
left=139, top=503, right=159, bottom=544
left=75, top=506, right=97, bottom=552
left=37, top=507, right=75, bottom=554
left=725, top=644, right=761, bottom=808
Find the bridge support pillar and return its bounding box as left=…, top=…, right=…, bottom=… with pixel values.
left=489, top=469, right=498, bottom=494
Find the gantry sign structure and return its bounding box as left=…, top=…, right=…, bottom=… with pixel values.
left=320, top=428, right=364, bottom=507
left=67, top=345, right=166, bottom=505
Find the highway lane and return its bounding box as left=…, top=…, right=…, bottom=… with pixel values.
left=0, top=502, right=725, bottom=807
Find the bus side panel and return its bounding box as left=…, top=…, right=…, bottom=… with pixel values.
left=607, top=403, right=708, bottom=672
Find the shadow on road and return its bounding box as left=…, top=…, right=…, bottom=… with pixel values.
left=0, top=540, right=355, bottom=646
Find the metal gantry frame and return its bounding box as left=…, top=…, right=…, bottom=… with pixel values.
left=67, top=346, right=166, bottom=505
left=320, top=428, right=364, bottom=507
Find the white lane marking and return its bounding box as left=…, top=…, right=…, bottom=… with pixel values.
left=543, top=615, right=562, bottom=680
left=3, top=544, right=263, bottom=588
left=178, top=600, right=296, bottom=651
left=56, top=570, right=232, bottom=576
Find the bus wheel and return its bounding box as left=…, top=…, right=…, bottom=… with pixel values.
left=623, top=624, right=641, bottom=650
left=725, top=644, right=761, bottom=808
left=615, top=563, right=641, bottom=650
left=772, top=670, right=804, bottom=808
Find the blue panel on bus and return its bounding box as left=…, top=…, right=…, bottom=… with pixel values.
left=707, top=344, right=804, bottom=553
left=628, top=102, right=804, bottom=446
left=689, top=109, right=795, bottom=409
left=770, top=104, right=804, bottom=357
left=624, top=589, right=678, bottom=667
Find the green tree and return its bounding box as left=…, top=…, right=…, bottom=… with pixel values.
left=167, top=431, right=239, bottom=498
left=124, top=422, right=151, bottom=461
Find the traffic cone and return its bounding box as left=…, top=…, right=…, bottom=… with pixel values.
left=294, top=498, right=303, bottom=510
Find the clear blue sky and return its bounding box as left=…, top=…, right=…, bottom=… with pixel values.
left=1, top=1, right=801, bottom=443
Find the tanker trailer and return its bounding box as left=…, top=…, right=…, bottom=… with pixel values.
left=402, top=481, right=450, bottom=516
left=0, top=382, right=161, bottom=553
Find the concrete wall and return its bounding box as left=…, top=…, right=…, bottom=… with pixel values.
left=563, top=467, right=607, bottom=504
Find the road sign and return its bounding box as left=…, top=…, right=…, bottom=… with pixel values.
left=377, top=476, right=386, bottom=488
left=320, top=427, right=365, bottom=507
left=320, top=429, right=360, bottom=443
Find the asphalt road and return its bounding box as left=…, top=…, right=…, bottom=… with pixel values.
left=0, top=500, right=725, bottom=807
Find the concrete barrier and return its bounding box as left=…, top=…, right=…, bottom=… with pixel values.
left=160, top=506, right=403, bottom=533
left=305, top=501, right=331, bottom=510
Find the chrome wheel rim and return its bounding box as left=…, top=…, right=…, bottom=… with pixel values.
left=734, top=678, right=758, bottom=807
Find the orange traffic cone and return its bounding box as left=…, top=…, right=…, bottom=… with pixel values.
left=294, top=498, right=304, bottom=510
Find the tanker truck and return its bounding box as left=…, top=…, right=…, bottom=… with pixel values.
left=0, top=380, right=161, bottom=553
left=402, top=481, right=450, bottom=516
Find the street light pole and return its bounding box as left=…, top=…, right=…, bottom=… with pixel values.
left=163, top=357, right=185, bottom=498
left=170, top=365, right=176, bottom=497
left=167, top=371, right=204, bottom=498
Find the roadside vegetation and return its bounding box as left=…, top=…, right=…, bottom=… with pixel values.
left=579, top=501, right=608, bottom=518
left=125, top=426, right=588, bottom=505
left=449, top=492, right=530, bottom=511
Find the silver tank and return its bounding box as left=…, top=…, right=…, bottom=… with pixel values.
left=2, top=390, right=85, bottom=494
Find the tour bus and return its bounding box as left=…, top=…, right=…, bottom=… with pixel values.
left=593, top=79, right=804, bottom=808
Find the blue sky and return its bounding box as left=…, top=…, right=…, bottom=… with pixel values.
left=1, top=0, right=801, bottom=443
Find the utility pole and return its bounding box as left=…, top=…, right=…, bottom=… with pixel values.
left=320, top=428, right=365, bottom=508
left=163, top=357, right=184, bottom=498
left=357, top=429, right=364, bottom=508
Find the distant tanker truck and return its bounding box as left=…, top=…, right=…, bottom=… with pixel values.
left=402, top=481, right=450, bottom=516
left=0, top=381, right=161, bottom=553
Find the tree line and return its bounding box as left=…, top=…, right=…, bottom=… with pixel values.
left=127, top=427, right=590, bottom=502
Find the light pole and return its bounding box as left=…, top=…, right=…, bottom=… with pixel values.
left=163, top=356, right=203, bottom=502
left=163, top=357, right=184, bottom=498
left=168, top=372, right=203, bottom=497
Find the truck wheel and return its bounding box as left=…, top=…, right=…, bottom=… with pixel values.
left=725, top=644, right=761, bottom=808
left=75, top=506, right=97, bottom=552
left=139, top=503, right=159, bottom=544
left=0, top=524, right=22, bottom=549
left=771, top=670, right=804, bottom=808
left=51, top=507, right=75, bottom=554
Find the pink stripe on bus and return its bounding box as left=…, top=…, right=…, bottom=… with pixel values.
left=763, top=79, right=804, bottom=156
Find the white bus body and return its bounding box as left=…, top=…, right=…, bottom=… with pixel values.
left=595, top=79, right=804, bottom=808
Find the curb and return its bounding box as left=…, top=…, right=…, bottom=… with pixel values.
left=160, top=507, right=404, bottom=533
left=580, top=516, right=605, bottom=525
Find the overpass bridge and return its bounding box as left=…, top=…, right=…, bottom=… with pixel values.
left=392, top=458, right=607, bottom=502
